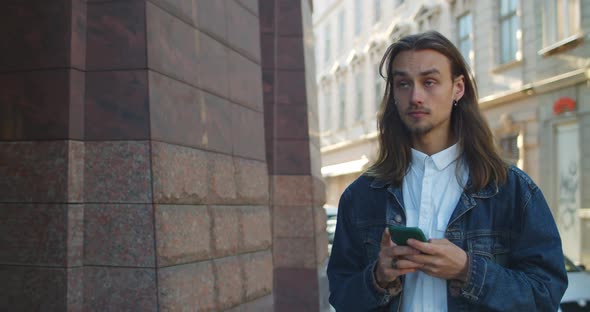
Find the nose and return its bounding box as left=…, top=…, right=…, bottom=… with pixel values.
left=410, top=85, right=424, bottom=105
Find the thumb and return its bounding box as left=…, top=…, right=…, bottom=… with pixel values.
left=381, top=227, right=394, bottom=247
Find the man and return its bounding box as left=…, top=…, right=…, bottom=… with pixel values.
left=327, top=31, right=567, bottom=311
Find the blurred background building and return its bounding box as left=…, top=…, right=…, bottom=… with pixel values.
left=313, top=0, right=590, bottom=267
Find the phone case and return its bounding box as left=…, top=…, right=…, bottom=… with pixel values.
left=389, top=225, right=427, bottom=245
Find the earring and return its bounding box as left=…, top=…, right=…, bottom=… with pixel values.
left=453, top=100, right=458, bottom=106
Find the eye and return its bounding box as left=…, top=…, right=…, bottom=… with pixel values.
left=396, top=80, right=410, bottom=89
left=424, top=79, right=436, bottom=87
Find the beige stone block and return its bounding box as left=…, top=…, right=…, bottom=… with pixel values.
left=152, top=142, right=208, bottom=204
left=210, top=206, right=239, bottom=257
left=240, top=251, right=273, bottom=300
left=213, top=256, right=243, bottom=310
left=271, top=175, right=312, bottom=206
left=314, top=205, right=327, bottom=235
left=273, top=238, right=316, bottom=269
left=158, top=261, right=216, bottom=311
left=234, top=158, right=269, bottom=204
left=155, top=205, right=210, bottom=266
left=273, top=205, right=314, bottom=238
left=85, top=204, right=155, bottom=267
left=312, top=176, right=326, bottom=206
left=239, top=206, right=271, bottom=253
left=67, top=141, right=84, bottom=203
left=315, top=230, right=329, bottom=265
left=208, top=153, right=237, bottom=204
left=84, top=141, right=152, bottom=203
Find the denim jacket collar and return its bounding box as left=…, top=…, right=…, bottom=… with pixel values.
left=369, top=176, right=499, bottom=199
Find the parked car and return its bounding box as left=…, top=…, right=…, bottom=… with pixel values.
left=324, top=205, right=338, bottom=252
left=560, top=255, right=590, bottom=311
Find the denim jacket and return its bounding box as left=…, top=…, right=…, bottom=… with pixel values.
left=327, top=166, right=567, bottom=311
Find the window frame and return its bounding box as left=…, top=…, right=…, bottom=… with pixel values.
left=355, top=72, right=364, bottom=121
left=541, top=0, right=582, bottom=51
left=374, top=0, right=381, bottom=23
left=324, top=91, right=332, bottom=132
left=324, top=23, right=331, bottom=63
left=354, top=0, right=362, bottom=36
left=338, top=10, right=345, bottom=51
left=457, top=13, right=473, bottom=69
left=499, top=0, right=520, bottom=64
left=338, top=82, right=346, bottom=129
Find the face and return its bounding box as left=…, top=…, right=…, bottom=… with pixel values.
left=390, top=49, right=464, bottom=140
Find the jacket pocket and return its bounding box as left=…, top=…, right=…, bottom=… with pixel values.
left=359, top=220, right=403, bottom=263
left=466, top=231, right=510, bottom=266
left=363, top=227, right=383, bottom=263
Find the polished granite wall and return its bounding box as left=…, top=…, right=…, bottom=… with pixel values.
left=260, top=0, right=329, bottom=311
left=0, top=0, right=325, bottom=311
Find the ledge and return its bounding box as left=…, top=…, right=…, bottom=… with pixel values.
left=479, top=67, right=590, bottom=110
left=538, top=33, right=585, bottom=56
left=491, top=58, right=523, bottom=74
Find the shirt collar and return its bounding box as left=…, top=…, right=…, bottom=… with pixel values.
left=411, top=143, right=461, bottom=172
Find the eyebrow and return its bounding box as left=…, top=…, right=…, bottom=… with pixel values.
left=392, top=68, right=441, bottom=77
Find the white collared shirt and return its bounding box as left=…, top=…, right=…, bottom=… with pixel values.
left=400, top=143, right=468, bottom=312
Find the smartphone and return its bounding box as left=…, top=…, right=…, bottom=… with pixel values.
left=389, top=226, right=428, bottom=245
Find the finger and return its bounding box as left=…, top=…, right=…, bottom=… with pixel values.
left=407, top=238, right=436, bottom=255
left=397, top=268, right=417, bottom=275
left=381, top=227, right=394, bottom=248
left=379, top=244, right=420, bottom=259
left=384, top=264, right=419, bottom=276
left=390, top=245, right=421, bottom=257
left=394, top=259, right=424, bottom=270
left=404, top=254, right=435, bottom=266
left=428, top=238, right=450, bottom=245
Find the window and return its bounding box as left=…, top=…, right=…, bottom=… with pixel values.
left=374, top=0, right=381, bottom=23
left=339, top=83, right=346, bottom=128
left=375, top=74, right=383, bottom=114
left=338, top=11, right=345, bottom=51
left=324, top=92, right=332, bottom=132
left=500, top=0, right=519, bottom=63
left=355, top=0, right=362, bottom=36
left=324, top=24, right=331, bottom=62
left=542, top=0, right=581, bottom=46
left=500, top=134, right=519, bottom=164
left=355, top=73, right=364, bottom=121
left=457, top=13, right=472, bottom=68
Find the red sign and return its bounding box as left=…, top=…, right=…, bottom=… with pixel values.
left=553, top=97, right=576, bottom=115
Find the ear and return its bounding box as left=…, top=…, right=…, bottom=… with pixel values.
left=453, top=75, right=465, bottom=102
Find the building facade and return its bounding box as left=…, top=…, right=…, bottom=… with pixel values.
left=313, top=0, right=590, bottom=266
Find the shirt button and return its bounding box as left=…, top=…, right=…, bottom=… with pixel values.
left=395, top=214, right=402, bottom=222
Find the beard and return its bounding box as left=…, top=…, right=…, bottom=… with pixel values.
left=403, top=122, right=434, bottom=136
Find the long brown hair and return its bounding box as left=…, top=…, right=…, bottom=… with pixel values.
left=365, top=31, right=507, bottom=192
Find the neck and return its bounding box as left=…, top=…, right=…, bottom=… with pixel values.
left=411, top=131, right=456, bottom=156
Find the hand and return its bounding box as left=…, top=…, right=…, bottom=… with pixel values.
left=374, top=228, right=422, bottom=288
left=405, top=238, right=469, bottom=282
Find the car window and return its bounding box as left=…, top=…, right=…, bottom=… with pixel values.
left=564, top=256, right=581, bottom=272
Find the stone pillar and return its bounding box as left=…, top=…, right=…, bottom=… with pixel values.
left=144, top=0, right=272, bottom=310
left=0, top=0, right=272, bottom=311
left=260, top=0, right=329, bottom=311
left=0, top=1, right=87, bottom=311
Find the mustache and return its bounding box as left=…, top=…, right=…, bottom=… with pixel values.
left=404, top=107, right=431, bottom=114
